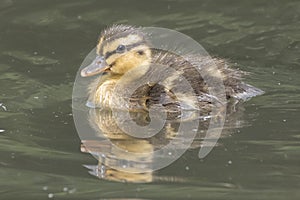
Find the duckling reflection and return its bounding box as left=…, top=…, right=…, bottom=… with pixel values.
left=81, top=103, right=246, bottom=183
left=80, top=109, right=190, bottom=183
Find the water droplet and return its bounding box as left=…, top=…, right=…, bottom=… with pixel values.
left=68, top=188, right=76, bottom=194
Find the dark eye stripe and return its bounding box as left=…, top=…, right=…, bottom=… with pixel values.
left=104, top=41, right=146, bottom=59
left=105, top=50, right=117, bottom=59
left=127, top=42, right=145, bottom=50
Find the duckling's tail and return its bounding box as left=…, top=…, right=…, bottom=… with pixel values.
left=233, top=83, right=264, bottom=101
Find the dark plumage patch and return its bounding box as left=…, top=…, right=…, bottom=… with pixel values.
left=137, top=50, right=144, bottom=55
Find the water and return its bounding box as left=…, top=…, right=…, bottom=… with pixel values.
left=1, top=0, right=300, bottom=199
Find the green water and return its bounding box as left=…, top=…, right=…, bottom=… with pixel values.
left=1, top=0, right=300, bottom=199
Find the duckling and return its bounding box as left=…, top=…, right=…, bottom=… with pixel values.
left=81, top=24, right=263, bottom=112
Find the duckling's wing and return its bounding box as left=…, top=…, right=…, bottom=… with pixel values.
left=147, top=84, right=178, bottom=107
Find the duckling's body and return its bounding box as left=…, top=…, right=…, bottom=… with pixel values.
left=81, top=25, right=263, bottom=112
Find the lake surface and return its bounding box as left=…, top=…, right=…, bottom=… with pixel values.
left=1, top=0, right=300, bottom=199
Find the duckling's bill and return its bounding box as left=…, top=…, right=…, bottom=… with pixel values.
left=81, top=56, right=109, bottom=77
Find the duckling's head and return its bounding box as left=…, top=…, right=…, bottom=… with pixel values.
left=81, top=25, right=152, bottom=77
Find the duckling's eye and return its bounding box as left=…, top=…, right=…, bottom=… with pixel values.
left=116, top=44, right=126, bottom=53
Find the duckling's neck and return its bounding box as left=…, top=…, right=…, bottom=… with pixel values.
left=88, top=67, right=151, bottom=109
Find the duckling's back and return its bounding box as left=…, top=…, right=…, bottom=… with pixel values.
left=144, top=50, right=263, bottom=110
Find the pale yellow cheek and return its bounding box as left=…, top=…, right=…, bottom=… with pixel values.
left=111, top=53, right=143, bottom=74
left=106, top=54, right=119, bottom=66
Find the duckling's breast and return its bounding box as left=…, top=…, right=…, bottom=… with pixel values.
left=89, top=79, right=119, bottom=108
left=90, top=77, right=150, bottom=110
